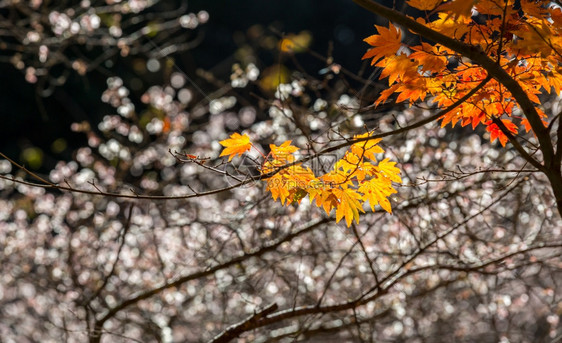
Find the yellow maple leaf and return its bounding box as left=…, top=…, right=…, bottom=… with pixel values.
left=335, top=152, right=362, bottom=173
left=320, top=169, right=352, bottom=189
left=332, top=187, right=365, bottom=226
left=263, top=155, right=316, bottom=205
left=310, top=188, right=340, bottom=215
left=270, top=141, right=299, bottom=162
left=376, top=158, right=402, bottom=183
left=219, top=133, right=252, bottom=161
left=351, top=133, right=384, bottom=160
left=362, top=24, right=403, bottom=65
left=354, top=161, right=378, bottom=182
left=358, top=176, right=397, bottom=213
left=266, top=173, right=291, bottom=204
left=217, top=132, right=402, bottom=228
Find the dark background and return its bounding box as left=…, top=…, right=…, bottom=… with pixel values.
left=0, top=0, right=385, bottom=171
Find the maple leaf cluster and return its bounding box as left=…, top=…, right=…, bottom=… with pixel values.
left=363, top=0, right=562, bottom=146
left=220, top=133, right=401, bottom=226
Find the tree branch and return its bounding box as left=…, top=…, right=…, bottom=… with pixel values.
left=490, top=117, right=544, bottom=171
left=0, top=75, right=491, bottom=202
left=208, top=303, right=279, bottom=343
left=91, top=218, right=330, bottom=339
left=352, top=0, right=562, bottom=217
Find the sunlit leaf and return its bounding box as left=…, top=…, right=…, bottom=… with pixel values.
left=219, top=133, right=252, bottom=161
left=362, top=24, right=403, bottom=65
left=407, top=0, right=442, bottom=11
left=332, top=187, right=364, bottom=226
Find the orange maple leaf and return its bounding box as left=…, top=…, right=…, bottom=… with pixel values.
left=418, top=13, right=471, bottom=40
left=486, top=119, right=518, bottom=146
left=409, top=43, right=448, bottom=73
left=377, top=54, right=419, bottom=85
left=362, top=24, right=403, bottom=65
left=437, top=0, right=478, bottom=18
left=395, top=79, right=430, bottom=103
left=551, top=7, right=562, bottom=28
left=407, top=0, right=442, bottom=11
left=219, top=133, right=252, bottom=161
